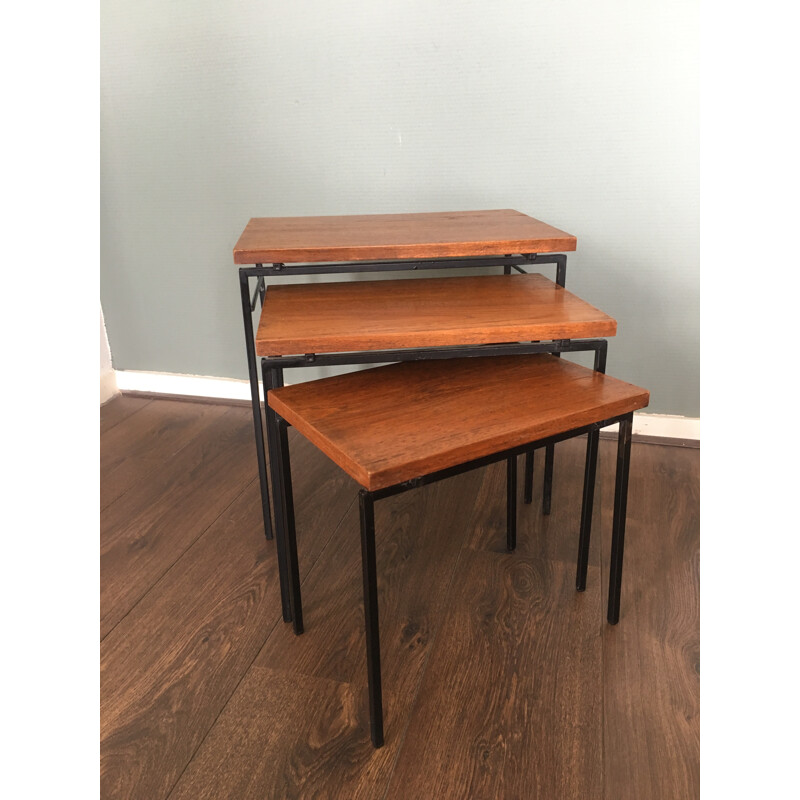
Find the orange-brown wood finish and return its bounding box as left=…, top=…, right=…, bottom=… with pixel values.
left=268, top=355, right=650, bottom=491
left=233, top=209, right=577, bottom=264
left=256, top=273, right=616, bottom=356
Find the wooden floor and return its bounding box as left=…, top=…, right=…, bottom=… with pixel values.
left=101, top=395, right=699, bottom=800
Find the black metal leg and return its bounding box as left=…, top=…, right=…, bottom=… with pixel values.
left=607, top=414, right=633, bottom=625
left=593, top=339, right=608, bottom=375
left=555, top=254, right=567, bottom=288
left=541, top=257, right=567, bottom=517
left=543, top=444, right=554, bottom=515
left=239, top=271, right=273, bottom=541
left=576, top=426, right=600, bottom=591
left=262, top=364, right=292, bottom=624
left=507, top=455, right=517, bottom=552
left=275, top=417, right=303, bottom=635
left=358, top=490, right=384, bottom=748
left=577, top=339, right=606, bottom=591
left=523, top=449, right=534, bottom=504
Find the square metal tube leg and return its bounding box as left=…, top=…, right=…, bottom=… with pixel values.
left=576, top=426, right=600, bottom=591
left=543, top=444, right=555, bottom=514
left=507, top=455, right=517, bottom=552
left=275, top=417, right=304, bottom=635
left=359, top=490, right=384, bottom=748
left=523, top=449, right=534, bottom=504
left=262, top=364, right=292, bottom=623
left=239, top=272, right=273, bottom=541
left=607, top=414, right=633, bottom=624
left=543, top=344, right=565, bottom=516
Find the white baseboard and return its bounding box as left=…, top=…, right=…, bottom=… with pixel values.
left=602, top=414, right=699, bottom=442
left=115, top=369, right=260, bottom=401
left=113, top=369, right=699, bottom=442
left=100, top=369, right=119, bottom=405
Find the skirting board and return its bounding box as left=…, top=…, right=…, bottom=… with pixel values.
left=101, top=369, right=119, bottom=405
left=114, top=369, right=700, bottom=446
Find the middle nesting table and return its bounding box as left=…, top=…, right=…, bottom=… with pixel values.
left=255, top=271, right=618, bottom=621
left=256, top=272, right=616, bottom=355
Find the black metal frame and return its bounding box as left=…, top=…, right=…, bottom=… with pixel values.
left=270, top=406, right=635, bottom=747
left=239, top=252, right=573, bottom=616
left=260, top=337, right=607, bottom=371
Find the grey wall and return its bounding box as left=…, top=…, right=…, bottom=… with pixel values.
left=101, top=0, right=698, bottom=417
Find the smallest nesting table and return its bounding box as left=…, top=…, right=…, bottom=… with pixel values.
left=267, top=354, right=649, bottom=747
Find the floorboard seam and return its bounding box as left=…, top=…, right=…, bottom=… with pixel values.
left=100, top=404, right=234, bottom=513
left=162, top=613, right=285, bottom=800
left=379, top=487, right=483, bottom=800
left=101, top=477, right=258, bottom=643
left=163, top=491, right=358, bottom=799
left=294, top=492, right=359, bottom=596
left=100, top=398, right=152, bottom=435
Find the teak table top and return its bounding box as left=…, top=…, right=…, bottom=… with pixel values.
left=256, top=273, right=616, bottom=356
left=268, top=355, right=650, bottom=491
left=234, top=209, right=576, bottom=264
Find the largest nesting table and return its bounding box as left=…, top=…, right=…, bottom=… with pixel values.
left=234, top=210, right=619, bottom=622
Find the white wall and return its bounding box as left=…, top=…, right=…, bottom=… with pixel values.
left=100, top=306, right=117, bottom=404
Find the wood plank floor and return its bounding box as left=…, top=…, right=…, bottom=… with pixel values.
left=100, top=395, right=699, bottom=800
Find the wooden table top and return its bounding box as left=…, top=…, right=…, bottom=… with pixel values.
left=256, top=273, right=616, bottom=356
left=269, top=355, right=649, bottom=491
left=234, top=209, right=576, bottom=264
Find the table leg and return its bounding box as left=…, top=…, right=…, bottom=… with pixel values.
left=239, top=270, right=273, bottom=541
left=262, top=363, right=292, bottom=623
left=542, top=256, right=568, bottom=517
left=543, top=444, right=555, bottom=515
left=542, top=347, right=561, bottom=517
left=359, top=490, right=384, bottom=748
left=275, top=416, right=303, bottom=635
left=607, top=414, right=633, bottom=624
left=507, top=455, right=517, bottom=552
left=576, top=425, right=600, bottom=591
left=523, top=449, right=534, bottom=504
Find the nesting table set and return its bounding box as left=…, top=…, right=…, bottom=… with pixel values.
left=233, top=210, right=649, bottom=747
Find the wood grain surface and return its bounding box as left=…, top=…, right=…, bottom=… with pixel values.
left=100, top=406, right=256, bottom=638
left=168, top=469, right=493, bottom=800
left=100, top=395, right=698, bottom=799
left=599, top=442, right=700, bottom=799
left=101, top=400, right=227, bottom=509
left=466, top=438, right=601, bottom=567
left=101, top=395, right=151, bottom=434
left=256, top=272, right=616, bottom=356
left=386, top=555, right=603, bottom=799
left=233, top=209, right=577, bottom=264
left=269, top=355, right=649, bottom=491
left=101, top=431, right=357, bottom=800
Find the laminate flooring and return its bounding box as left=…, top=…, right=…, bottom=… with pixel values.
left=100, top=395, right=699, bottom=799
